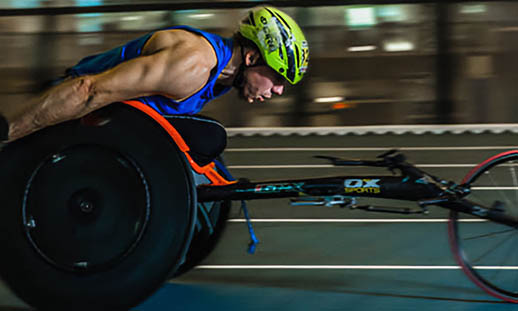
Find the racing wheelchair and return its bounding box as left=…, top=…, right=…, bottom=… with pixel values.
left=1, top=102, right=518, bottom=310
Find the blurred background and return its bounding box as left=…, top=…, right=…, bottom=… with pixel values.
left=1, top=0, right=517, bottom=127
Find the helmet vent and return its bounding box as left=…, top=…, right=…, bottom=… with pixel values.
left=265, top=7, right=291, bottom=31
left=274, top=13, right=291, bottom=30
left=295, top=46, right=300, bottom=66
left=249, top=12, right=256, bottom=26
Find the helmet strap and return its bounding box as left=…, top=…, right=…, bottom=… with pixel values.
left=232, top=64, right=246, bottom=89
left=232, top=45, right=247, bottom=88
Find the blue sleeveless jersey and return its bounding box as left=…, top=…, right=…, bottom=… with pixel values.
left=66, top=26, right=233, bottom=115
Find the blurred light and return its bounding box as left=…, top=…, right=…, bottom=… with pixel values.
left=315, top=96, right=344, bottom=103
left=189, top=13, right=215, bottom=20
left=497, top=27, right=518, bottom=32
left=377, top=6, right=405, bottom=22
left=77, top=0, right=101, bottom=17
left=460, top=4, right=486, bottom=14
left=121, top=16, right=142, bottom=21
left=383, top=41, right=414, bottom=52
left=345, top=7, right=376, bottom=28
left=332, top=102, right=351, bottom=110
left=11, top=0, right=39, bottom=8
left=348, top=45, right=377, bottom=52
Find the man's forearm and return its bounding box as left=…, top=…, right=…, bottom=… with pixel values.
left=2, top=52, right=166, bottom=143
left=5, top=77, right=98, bottom=142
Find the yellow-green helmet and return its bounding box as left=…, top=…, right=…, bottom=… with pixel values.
left=239, top=7, right=309, bottom=84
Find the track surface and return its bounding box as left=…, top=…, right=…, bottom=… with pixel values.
left=2, top=132, right=518, bottom=310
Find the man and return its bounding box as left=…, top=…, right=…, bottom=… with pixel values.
left=0, top=6, right=308, bottom=163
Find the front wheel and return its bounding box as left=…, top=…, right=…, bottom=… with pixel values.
left=448, top=150, right=518, bottom=302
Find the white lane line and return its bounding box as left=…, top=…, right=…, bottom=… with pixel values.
left=227, top=164, right=476, bottom=169
left=195, top=265, right=518, bottom=270
left=418, top=164, right=475, bottom=168
left=226, top=146, right=518, bottom=152
left=226, top=124, right=518, bottom=136
left=227, top=219, right=486, bottom=223
left=229, top=164, right=335, bottom=169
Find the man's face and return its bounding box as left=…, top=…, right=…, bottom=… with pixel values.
left=240, top=65, right=286, bottom=104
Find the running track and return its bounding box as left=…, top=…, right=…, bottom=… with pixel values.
left=2, top=131, right=518, bottom=310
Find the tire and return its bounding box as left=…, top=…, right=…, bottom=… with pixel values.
left=173, top=158, right=232, bottom=277
left=448, top=150, right=518, bottom=303
left=0, top=103, right=197, bottom=310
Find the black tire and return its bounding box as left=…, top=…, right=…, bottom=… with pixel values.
left=0, top=103, right=197, bottom=310
left=448, top=150, right=518, bottom=303
left=173, top=158, right=232, bottom=277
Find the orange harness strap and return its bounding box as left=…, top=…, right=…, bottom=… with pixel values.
left=122, top=100, right=236, bottom=186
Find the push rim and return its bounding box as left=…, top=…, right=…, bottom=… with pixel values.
left=22, top=144, right=151, bottom=274
left=449, top=151, right=518, bottom=302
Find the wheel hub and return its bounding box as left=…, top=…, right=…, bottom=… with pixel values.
left=22, top=145, right=151, bottom=273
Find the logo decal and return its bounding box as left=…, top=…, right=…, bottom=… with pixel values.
left=300, top=41, right=309, bottom=74
left=344, top=179, right=381, bottom=194
left=236, top=182, right=305, bottom=194
left=257, top=19, right=282, bottom=53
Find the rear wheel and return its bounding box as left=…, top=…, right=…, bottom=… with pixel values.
left=0, top=103, right=197, bottom=310
left=173, top=158, right=232, bottom=277
left=449, top=150, right=518, bottom=302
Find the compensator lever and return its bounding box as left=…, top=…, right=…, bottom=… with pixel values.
left=290, top=196, right=355, bottom=208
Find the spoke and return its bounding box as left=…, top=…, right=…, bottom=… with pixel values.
left=511, top=234, right=518, bottom=294
left=471, top=229, right=516, bottom=264
left=462, top=159, right=518, bottom=295
left=487, top=171, right=514, bottom=211
left=486, top=231, right=518, bottom=290
left=510, top=163, right=518, bottom=218
left=465, top=228, right=517, bottom=241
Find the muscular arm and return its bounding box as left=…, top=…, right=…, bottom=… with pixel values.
left=6, top=30, right=216, bottom=142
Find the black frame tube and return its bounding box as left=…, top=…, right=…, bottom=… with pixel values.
left=197, top=175, right=443, bottom=202
left=198, top=175, right=518, bottom=228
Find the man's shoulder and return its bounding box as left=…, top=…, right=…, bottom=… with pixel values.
left=144, top=27, right=214, bottom=54
left=145, top=28, right=218, bottom=72
left=137, top=28, right=219, bottom=99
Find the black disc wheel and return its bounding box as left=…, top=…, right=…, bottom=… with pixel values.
left=449, top=150, right=518, bottom=303
left=173, top=157, right=232, bottom=277
left=23, top=144, right=151, bottom=274
left=174, top=200, right=231, bottom=277
left=0, top=103, right=197, bottom=311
